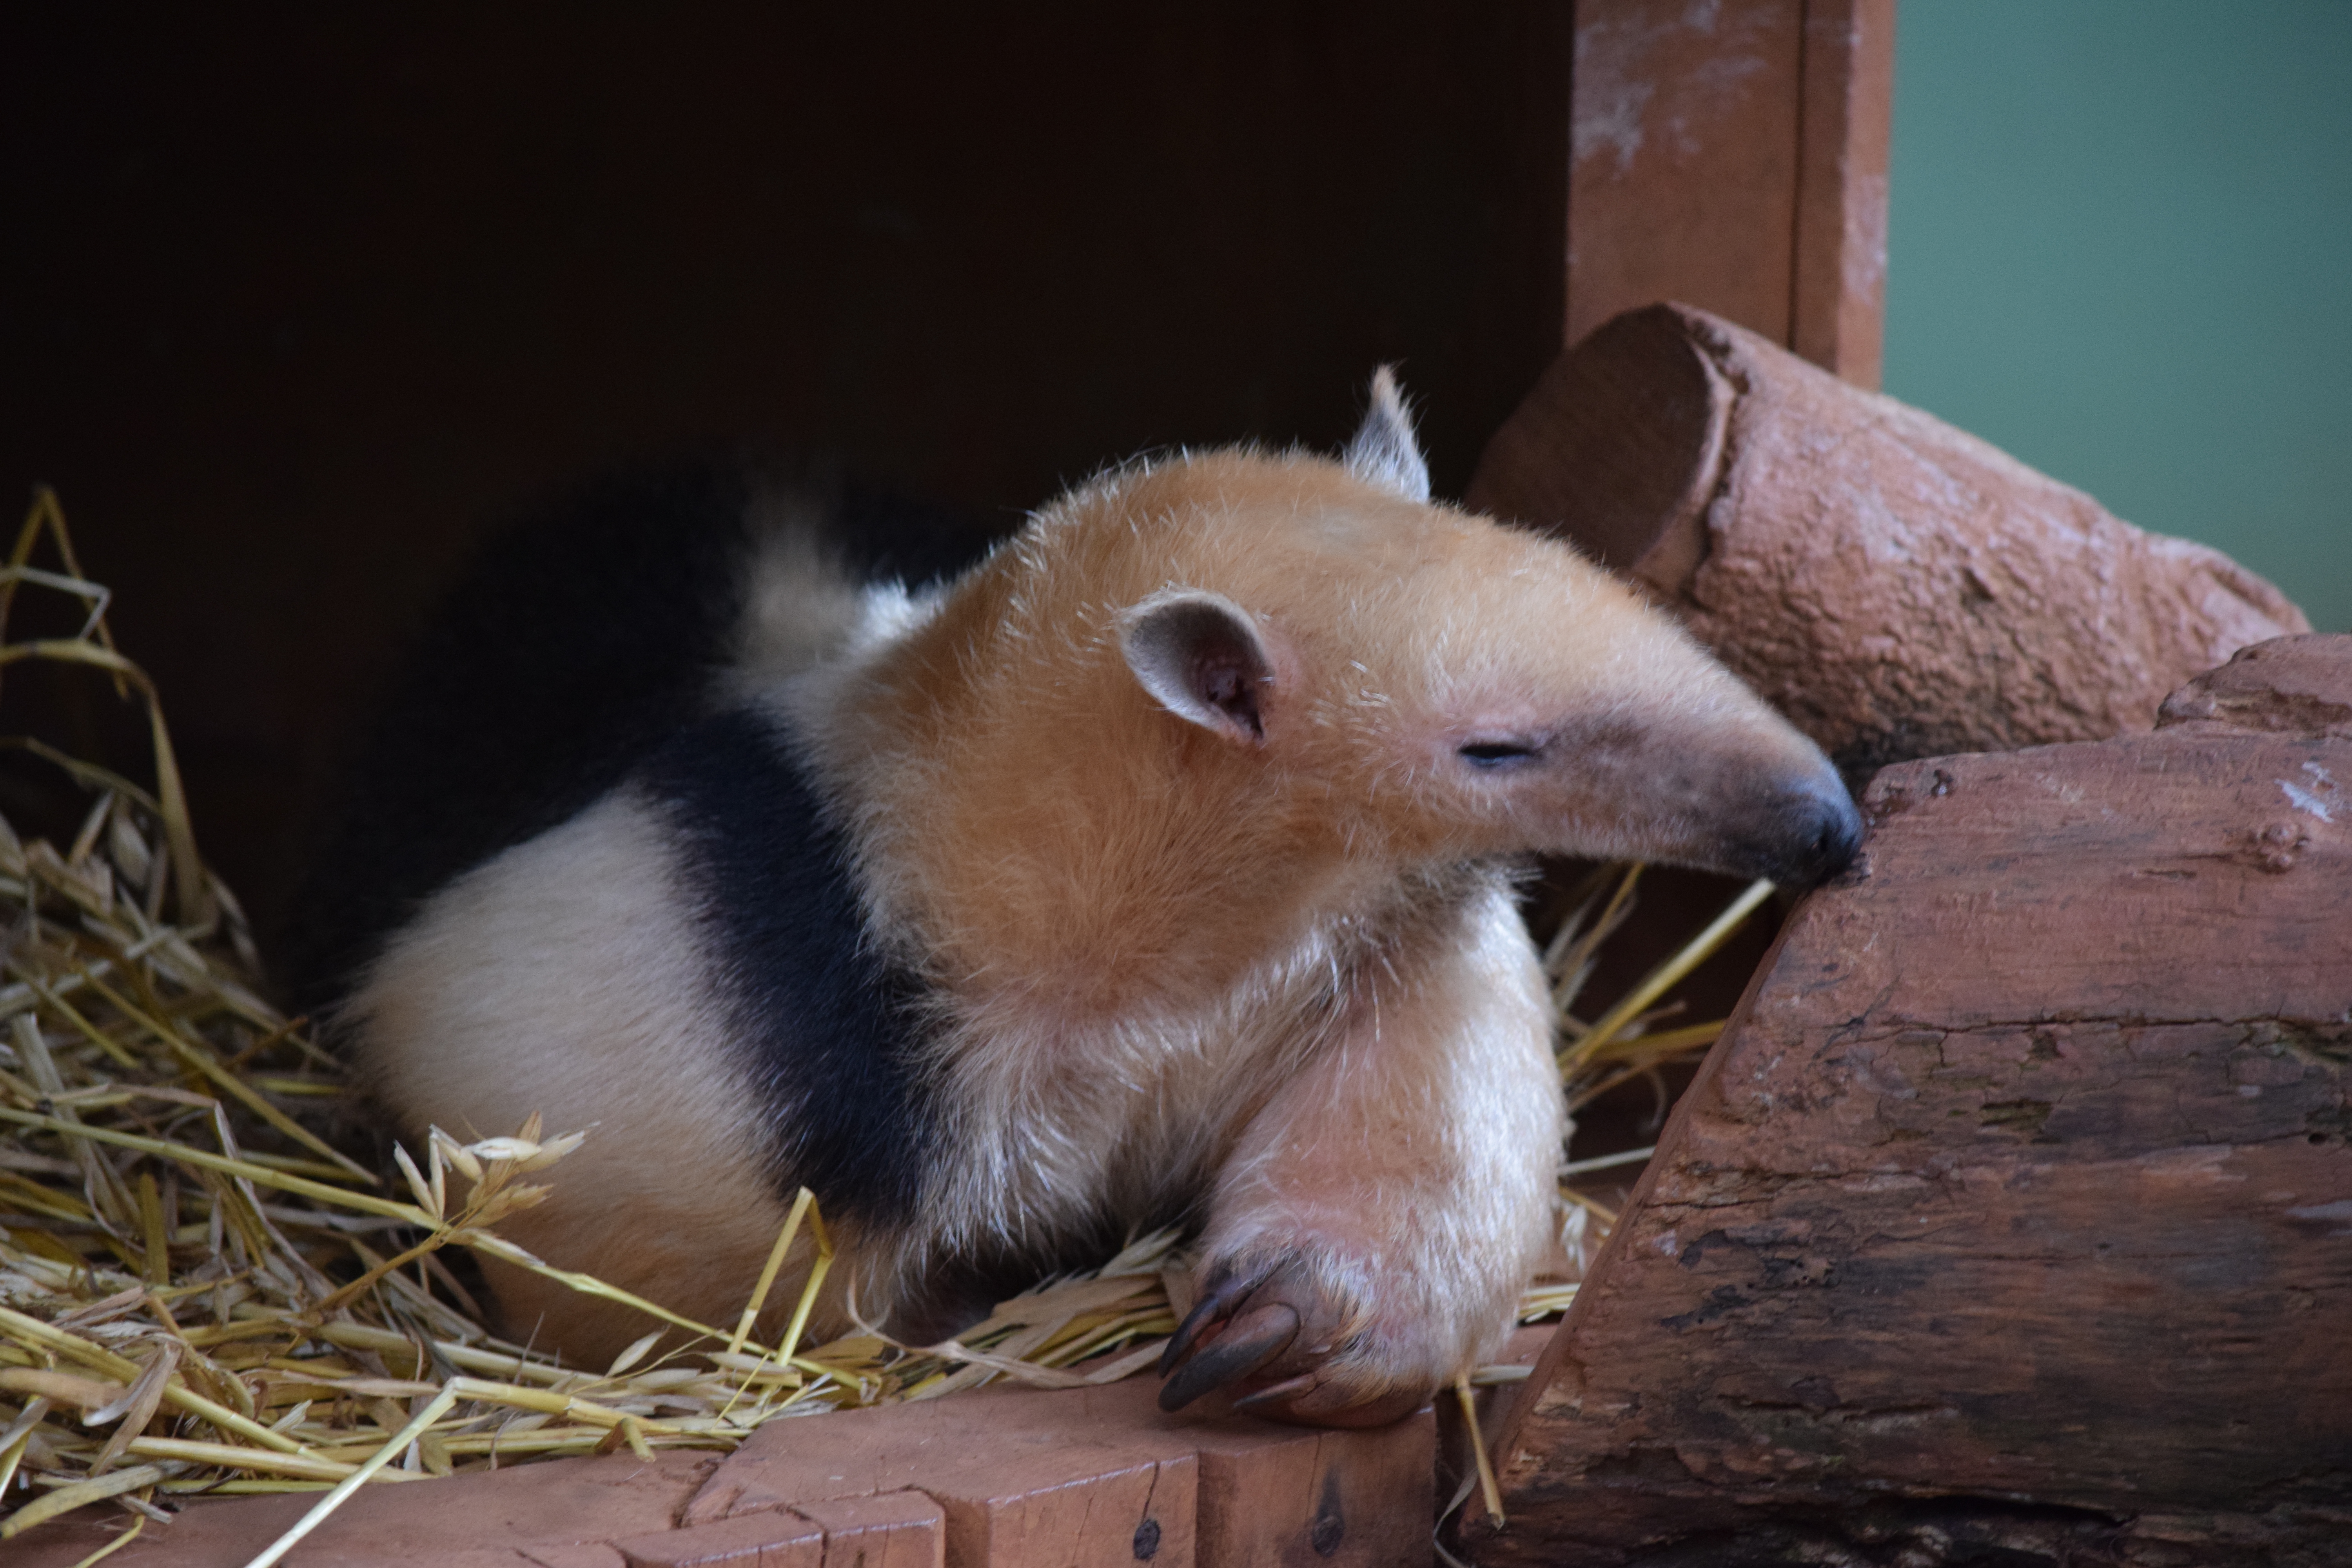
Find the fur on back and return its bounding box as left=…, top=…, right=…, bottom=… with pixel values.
left=326, top=415, right=1856, bottom=1399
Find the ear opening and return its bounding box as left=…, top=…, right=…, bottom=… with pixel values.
left=1119, top=590, right=1273, bottom=746
left=1342, top=365, right=1432, bottom=503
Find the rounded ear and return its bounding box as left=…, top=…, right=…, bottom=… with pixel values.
left=1118, top=590, right=1273, bottom=746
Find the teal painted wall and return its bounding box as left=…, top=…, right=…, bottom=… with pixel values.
left=1885, top=0, right=2352, bottom=633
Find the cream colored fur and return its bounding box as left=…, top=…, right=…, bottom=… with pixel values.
left=350, top=795, right=815, bottom=1355
left=351, top=428, right=1839, bottom=1406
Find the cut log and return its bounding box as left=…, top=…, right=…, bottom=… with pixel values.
left=2157, top=633, right=2352, bottom=742
left=1468, top=637, right=2352, bottom=1567
left=1468, top=303, right=2311, bottom=778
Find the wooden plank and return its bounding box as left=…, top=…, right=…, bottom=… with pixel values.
left=1187, top=1409, right=1436, bottom=1568
left=15, top=1376, right=1439, bottom=1568
left=794, top=1492, right=946, bottom=1568
left=1466, top=639, right=2352, bottom=1565
left=680, top=1382, right=1202, bottom=1568
left=616, top=1510, right=827, bottom=1568
left=1565, top=0, right=1806, bottom=350
left=9, top=1451, right=718, bottom=1568
left=929, top=1457, right=1182, bottom=1568
left=1563, top=0, right=1891, bottom=385
left=1791, top=0, right=1894, bottom=387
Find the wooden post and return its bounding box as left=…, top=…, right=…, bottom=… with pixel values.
left=1563, top=0, right=1893, bottom=387
left=1791, top=0, right=1895, bottom=385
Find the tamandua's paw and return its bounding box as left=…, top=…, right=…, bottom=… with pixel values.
left=1155, top=1253, right=1440, bottom=1428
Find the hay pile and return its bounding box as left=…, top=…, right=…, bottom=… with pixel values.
left=0, top=490, right=1763, bottom=1550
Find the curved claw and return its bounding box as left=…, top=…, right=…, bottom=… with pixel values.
left=1234, top=1369, right=1430, bottom=1427
left=1228, top=1372, right=1319, bottom=1413
left=1270, top=1377, right=1429, bottom=1428
left=1157, top=1301, right=1300, bottom=1412
left=1159, top=1269, right=1260, bottom=1375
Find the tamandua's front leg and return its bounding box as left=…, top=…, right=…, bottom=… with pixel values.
left=1158, top=877, right=1564, bottom=1425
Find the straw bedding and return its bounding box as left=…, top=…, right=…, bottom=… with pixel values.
left=0, top=490, right=1764, bottom=1547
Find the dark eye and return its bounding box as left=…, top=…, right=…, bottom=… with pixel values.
left=1458, top=740, right=1542, bottom=769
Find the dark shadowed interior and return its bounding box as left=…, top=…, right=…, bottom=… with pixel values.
left=1, top=5, right=1571, bottom=958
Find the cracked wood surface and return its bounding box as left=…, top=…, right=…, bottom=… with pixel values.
left=15, top=1377, right=1434, bottom=1568
left=1469, top=637, right=2352, bottom=1567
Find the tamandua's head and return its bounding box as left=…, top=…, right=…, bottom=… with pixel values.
left=1098, top=371, right=1861, bottom=888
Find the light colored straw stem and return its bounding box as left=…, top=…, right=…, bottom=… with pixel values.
left=1453, top=1376, right=1505, bottom=1525
left=727, top=1187, right=813, bottom=1358
left=1561, top=877, right=1774, bottom=1073
left=240, top=1388, right=457, bottom=1568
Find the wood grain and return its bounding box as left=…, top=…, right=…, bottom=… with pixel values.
left=1565, top=0, right=1806, bottom=350
left=1470, top=303, right=2311, bottom=777
left=1188, top=1408, right=1436, bottom=1568
left=1791, top=0, right=1893, bottom=387
left=17, top=1379, right=1436, bottom=1568
left=795, top=1492, right=947, bottom=1568
left=1468, top=638, right=2352, bottom=1566
left=617, top=1510, right=827, bottom=1568
left=1560, top=0, right=1891, bottom=388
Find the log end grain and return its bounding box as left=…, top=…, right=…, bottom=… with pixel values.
left=1470, top=303, right=2313, bottom=775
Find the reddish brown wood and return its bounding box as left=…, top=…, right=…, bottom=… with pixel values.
left=679, top=1382, right=1198, bottom=1568
left=679, top=1380, right=1446, bottom=1568
left=1467, top=301, right=1726, bottom=588
left=16, top=1378, right=1435, bottom=1568
left=1791, top=0, right=1893, bottom=386
left=929, top=1455, right=1182, bottom=1568
left=616, top=1509, right=825, bottom=1568
left=1469, top=303, right=2312, bottom=775
left=1563, top=0, right=1891, bottom=387
left=1188, top=1409, right=1436, bottom=1568
left=1468, top=638, right=2352, bottom=1566
left=1566, top=0, right=1806, bottom=352
left=525, top=1548, right=632, bottom=1568
left=2158, top=633, right=2352, bottom=741
left=10, top=1450, right=719, bottom=1568
left=795, top=1492, right=947, bottom=1568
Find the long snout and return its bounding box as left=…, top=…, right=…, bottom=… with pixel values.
left=1523, top=708, right=1866, bottom=888
left=1709, top=757, right=1864, bottom=887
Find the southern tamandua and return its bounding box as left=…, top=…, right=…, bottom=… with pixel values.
left=296, top=374, right=1860, bottom=1425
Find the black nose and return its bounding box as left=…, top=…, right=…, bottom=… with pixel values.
left=1741, top=769, right=1864, bottom=887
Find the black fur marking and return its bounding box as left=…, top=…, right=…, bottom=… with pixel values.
left=288, top=465, right=759, bottom=1009
left=639, top=707, right=937, bottom=1221
left=289, top=462, right=1005, bottom=1012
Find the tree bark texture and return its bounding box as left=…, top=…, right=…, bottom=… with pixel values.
left=1470, top=637, right=2352, bottom=1567
left=1468, top=304, right=2312, bottom=781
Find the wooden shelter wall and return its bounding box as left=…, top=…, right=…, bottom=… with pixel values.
left=0, top=5, right=1572, bottom=953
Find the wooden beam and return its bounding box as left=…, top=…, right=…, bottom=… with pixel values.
left=1792, top=0, right=1895, bottom=386
left=1563, top=0, right=1892, bottom=387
